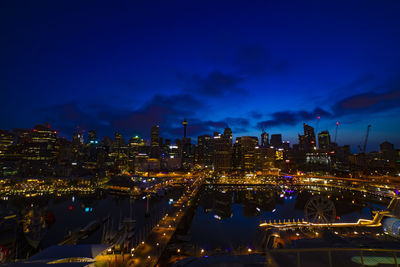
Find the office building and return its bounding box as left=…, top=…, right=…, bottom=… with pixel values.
left=318, top=131, right=331, bottom=151
left=270, top=134, right=282, bottom=149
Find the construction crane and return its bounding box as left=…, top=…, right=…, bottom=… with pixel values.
left=362, top=125, right=371, bottom=153
left=358, top=125, right=371, bottom=153
left=316, top=115, right=321, bottom=134
left=334, top=122, right=339, bottom=144
left=315, top=116, right=321, bottom=148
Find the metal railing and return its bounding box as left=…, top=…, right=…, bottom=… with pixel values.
left=267, top=247, right=400, bottom=267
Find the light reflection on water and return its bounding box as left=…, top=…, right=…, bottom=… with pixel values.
left=188, top=186, right=389, bottom=250
left=1, top=188, right=184, bottom=250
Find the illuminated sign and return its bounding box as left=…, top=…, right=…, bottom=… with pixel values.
left=275, top=150, right=283, bottom=160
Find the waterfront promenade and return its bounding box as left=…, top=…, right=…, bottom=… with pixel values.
left=128, top=177, right=203, bottom=267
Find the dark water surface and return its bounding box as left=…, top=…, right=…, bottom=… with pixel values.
left=1, top=187, right=184, bottom=250
left=188, top=185, right=389, bottom=250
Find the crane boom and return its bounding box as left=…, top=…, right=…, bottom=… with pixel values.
left=362, top=125, right=371, bottom=153
left=334, top=122, right=339, bottom=144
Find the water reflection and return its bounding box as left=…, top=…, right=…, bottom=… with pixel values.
left=0, top=187, right=183, bottom=262
left=188, top=185, right=391, bottom=250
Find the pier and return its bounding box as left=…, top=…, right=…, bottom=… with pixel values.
left=127, top=177, right=203, bottom=267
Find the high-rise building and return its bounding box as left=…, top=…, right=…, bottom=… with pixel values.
left=255, top=146, right=267, bottom=170
left=112, top=132, right=126, bottom=157
left=270, top=134, right=282, bottom=148
left=114, top=132, right=125, bottom=149
left=239, top=136, right=258, bottom=170
left=318, top=131, right=331, bottom=151
left=182, top=141, right=195, bottom=169
left=261, top=132, right=269, bottom=147
left=86, top=130, right=99, bottom=163
left=380, top=141, right=396, bottom=161
left=224, top=128, right=233, bottom=146
left=87, top=130, right=98, bottom=144
left=128, top=135, right=146, bottom=156
left=213, top=132, right=232, bottom=171
left=0, top=130, right=15, bottom=160
left=150, top=125, right=159, bottom=147
left=197, top=135, right=213, bottom=167
left=232, top=138, right=242, bottom=170
left=72, top=132, right=84, bottom=146
left=282, top=141, right=291, bottom=151
left=23, top=124, right=57, bottom=161
left=150, top=125, right=160, bottom=158
left=303, top=123, right=316, bottom=151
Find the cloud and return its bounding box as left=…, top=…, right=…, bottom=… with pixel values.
left=184, top=71, right=246, bottom=97
left=111, top=94, right=204, bottom=137
left=257, top=108, right=332, bottom=129
left=39, top=93, right=204, bottom=138
left=256, top=87, right=400, bottom=130
left=332, top=89, right=400, bottom=116
left=40, top=102, right=118, bottom=137
left=42, top=83, right=400, bottom=142
left=40, top=94, right=253, bottom=141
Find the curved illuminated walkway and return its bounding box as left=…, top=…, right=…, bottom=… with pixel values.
left=260, top=196, right=400, bottom=229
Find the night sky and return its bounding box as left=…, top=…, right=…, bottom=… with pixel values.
left=1, top=1, right=400, bottom=151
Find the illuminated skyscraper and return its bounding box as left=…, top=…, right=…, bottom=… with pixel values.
left=150, top=125, right=160, bottom=158
left=72, top=132, right=84, bottom=146
left=239, top=136, right=258, bottom=170
left=213, top=132, right=232, bottom=171
left=86, top=130, right=99, bottom=163
left=0, top=130, right=15, bottom=160
left=197, top=135, right=213, bottom=167
left=224, top=127, right=233, bottom=146
left=261, top=132, right=269, bottom=147
left=128, top=135, right=146, bottom=155
left=87, top=130, right=98, bottom=144
left=303, top=123, right=316, bottom=151
left=232, top=138, right=242, bottom=169
left=23, top=124, right=57, bottom=161
left=112, top=132, right=126, bottom=157
left=318, top=131, right=331, bottom=151
left=150, top=126, right=159, bottom=147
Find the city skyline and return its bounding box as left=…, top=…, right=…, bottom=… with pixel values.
left=1, top=1, right=400, bottom=151
left=2, top=2, right=400, bottom=265
left=0, top=120, right=396, bottom=153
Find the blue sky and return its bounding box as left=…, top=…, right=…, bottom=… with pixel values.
left=1, top=1, right=400, bottom=151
